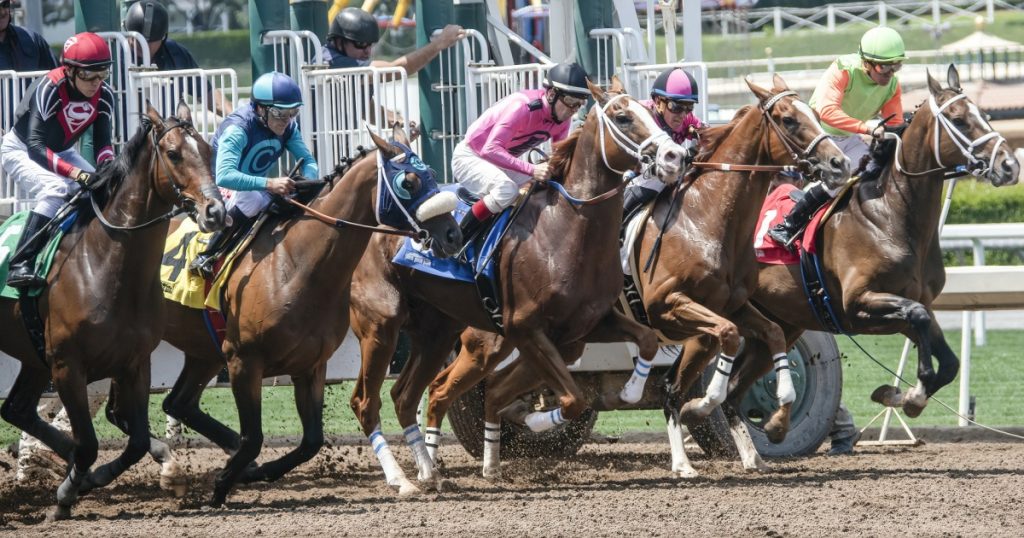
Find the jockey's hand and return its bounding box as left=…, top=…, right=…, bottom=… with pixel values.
left=70, top=167, right=92, bottom=187
left=266, top=176, right=296, bottom=196
left=531, top=162, right=552, bottom=182
left=433, top=25, right=466, bottom=48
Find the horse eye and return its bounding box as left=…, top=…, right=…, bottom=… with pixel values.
left=615, top=113, right=630, bottom=124
left=167, top=149, right=182, bottom=162
left=952, top=117, right=968, bottom=129
left=782, top=116, right=797, bottom=127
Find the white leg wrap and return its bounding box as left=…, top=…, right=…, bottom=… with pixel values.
left=906, top=380, right=928, bottom=408
left=773, top=353, right=796, bottom=405
left=728, top=419, right=767, bottom=472
left=482, top=421, right=501, bottom=478
left=369, top=425, right=408, bottom=488
left=697, top=354, right=735, bottom=412
left=619, top=357, right=653, bottom=404
left=403, top=424, right=434, bottom=482
left=424, top=427, right=442, bottom=463
left=667, top=415, right=697, bottom=477
left=524, top=407, right=566, bottom=433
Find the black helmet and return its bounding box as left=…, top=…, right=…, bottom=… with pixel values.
left=124, top=1, right=169, bottom=42
left=543, top=62, right=590, bottom=97
left=327, top=7, right=380, bottom=44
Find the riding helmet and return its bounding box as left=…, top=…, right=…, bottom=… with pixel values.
left=124, top=1, right=170, bottom=43
left=327, top=7, right=381, bottom=44
left=543, top=62, right=590, bottom=97
left=650, top=67, right=699, bottom=103
left=859, top=26, right=906, bottom=63
left=252, top=72, right=303, bottom=109
left=62, top=32, right=113, bottom=71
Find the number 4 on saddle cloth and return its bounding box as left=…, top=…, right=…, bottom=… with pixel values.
left=392, top=184, right=514, bottom=333
left=753, top=181, right=857, bottom=334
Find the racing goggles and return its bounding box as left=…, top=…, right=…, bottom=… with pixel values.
left=267, top=107, right=301, bottom=120
left=351, top=41, right=373, bottom=50
left=76, top=69, right=110, bottom=82
left=559, top=94, right=587, bottom=109
left=870, top=62, right=902, bottom=75
left=663, top=100, right=695, bottom=114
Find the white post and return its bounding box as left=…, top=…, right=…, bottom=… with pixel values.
left=971, top=239, right=987, bottom=346
left=932, top=0, right=942, bottom=29
left=878, top=1, right=887, bottom=27
left=774, top=7, right=783, bottom=36
left=827, top=5, right=835, bottom=33
left=647, top=0, right=657, bottom=63
left=987, top=0, right=995, bottom=24
left=959, top=311, right=972, bottom=427
left=683, top=0, right=703, bottom=62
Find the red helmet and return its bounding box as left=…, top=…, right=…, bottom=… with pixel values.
left=62, top=32, right=113, bottom=70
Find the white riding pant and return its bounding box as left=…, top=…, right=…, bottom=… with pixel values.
left=451, top=141, right=531, bottom=214
left=225, top=189, right=273, bottom=218
left=1, top=131, right=94, bottom=218
left=822, top=134, right=870, bottom=197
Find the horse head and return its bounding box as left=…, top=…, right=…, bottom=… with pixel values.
left=920, top=64, right=1019, bottom=186
left=367, top=127, right=461, bottom=258
left=144, top=101, right=226, bottom=232
left=587, top=76, right=685, bottom=184
left=746, top=74, right=850, bottom=188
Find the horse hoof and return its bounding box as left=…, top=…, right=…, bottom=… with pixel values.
left=482, top=467, right=502, bottom=481
left=674, top=466, right=699, bottom=479
left=902, top=400, right=926, bottom=418
left=764, top=425, right=788, bottom=444
left=46, top=504, right=72, bottom=522
left=871, top=385, right=903, bottom=407
left=396, top=481, right=421, bottom=497
left=435, top=478, right=458, bottom=493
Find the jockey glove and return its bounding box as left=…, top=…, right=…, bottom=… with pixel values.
left=73, top=169, right=93, bottom=187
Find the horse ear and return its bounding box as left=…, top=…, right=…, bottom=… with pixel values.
left=771, top=73, right=791, bottom=92
left=947, top=64, right=962, bottom=92
left=609, top=75, right=624, bottom=94
left=926, top=69, right=943, bottom=97
left=175, top=99, right=193, bottom=124
left=745, top=76, right=771, bottom=103
left=366, top=124, right=400, bottom=159
left=588, top=78, right=608, bottom=106
left=391, top=123, right=410, bottom=146
left=145, top=101, right=165, bottom=131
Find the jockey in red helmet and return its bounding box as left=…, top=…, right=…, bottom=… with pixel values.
left=1, top=31, right=116, bottom=288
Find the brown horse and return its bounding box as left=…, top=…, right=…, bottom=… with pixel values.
left=0, top=103, right=226, bottom=520
left=347, top=78, right=685, bottom=489
left=732, top=66, right=1019, bottom=424
left=159, top=128, right=461, bottom=506
left=469, top=74, right=851, bottom=477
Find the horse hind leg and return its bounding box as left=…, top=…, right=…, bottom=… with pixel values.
left=730, top=303, right=793, bottom=444
left=163, top=353, right=242, bottom=453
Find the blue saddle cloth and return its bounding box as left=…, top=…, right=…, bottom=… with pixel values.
left=392, top=185, right=511, bottom=283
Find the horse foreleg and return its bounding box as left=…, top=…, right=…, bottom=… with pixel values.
left=241, top=365, right=326, bottom=485
left=163, top=353, right=240, bottom=452
left=674, top=335, right=729, bottom=422
left=479, top=357, right=550, bottom=480
left=730, top=302, right=793, bottom=444
left=0, top=364, right=75, bottom=465
left=211, top=357, right=264, bottom=507
left=580, top=308, right=659, bottom=408
left=81, top=366, right=153, bottom=496
left=722, top=404, right=768, bottom=473
left=513, top=331, right=587, bottom=431
left=48, top=364, right=99, bottom=522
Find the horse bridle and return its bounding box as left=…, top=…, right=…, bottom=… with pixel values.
left=893, top=91, right=1007, bottom=178
left=90, top=119, right=209, bottom=231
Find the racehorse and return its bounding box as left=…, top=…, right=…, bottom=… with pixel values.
left=468, top=74, right=851, bottom=477
left=347, top=77, right=685, bottom=490
left=159, top=128, right=461, bottom=506
left=735, top=66, right=1019, bottom=422
left=0, top=102, right=226, bottom=521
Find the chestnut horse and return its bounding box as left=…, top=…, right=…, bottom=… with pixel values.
left=733, top=66, right=1019, bottom=423
left=0, top=103, right=226, bottom=520
left=347, top=78, right=684, bottom=490
left=159, top=129, right=461, bottom=506
left=468, top=75, right=851, bottom=477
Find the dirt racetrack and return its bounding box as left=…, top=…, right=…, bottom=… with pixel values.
left=2, top=433, right=1023, bottom=536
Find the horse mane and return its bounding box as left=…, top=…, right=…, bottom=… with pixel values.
left=548, top=129, right=581, bottom=181
left=692, top=105, right=754, bottom=163
left=86, top=118, right=155, bottom=212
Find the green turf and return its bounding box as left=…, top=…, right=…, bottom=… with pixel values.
left=2, top=330, right=1021, bottom=448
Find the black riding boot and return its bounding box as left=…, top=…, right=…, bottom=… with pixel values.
left=189, top=206, right=253, bottom=279
left=459, top=210, right=492, bottom=248
left=766, top=183, right=833, bottom=250
left=623, top=185, right=659, bottom=220
left=6, top=212, right=52, bottom=289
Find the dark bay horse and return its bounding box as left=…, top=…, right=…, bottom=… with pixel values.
left=0, top=103, right=226, bottom=520
left=735, top=66, right=1019, bottom=423
left=348, top=78, right=685, bottom=489
left=159, top=129, right=461, bottom=506
left=474, top=75, right=850, bottom=477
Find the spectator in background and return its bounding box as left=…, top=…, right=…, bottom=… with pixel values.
left=323, top=6, right=464, bottom=74
left=0, top=0, right=57, bottom=72
left=123, top=0, right=232, bottom=115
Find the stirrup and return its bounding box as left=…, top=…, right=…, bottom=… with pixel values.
left=6, top=270, right=46, bottom=289
left=188, top=255, right=215, bottom=279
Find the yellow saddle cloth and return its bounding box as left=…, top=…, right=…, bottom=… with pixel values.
left=160, top=218, right=254, bottom=311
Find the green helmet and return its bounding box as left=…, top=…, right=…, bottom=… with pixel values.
left=859, top=26, right=907, bottom=63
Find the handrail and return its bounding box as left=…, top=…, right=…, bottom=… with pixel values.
left=486, top=13, right=553, bottom=65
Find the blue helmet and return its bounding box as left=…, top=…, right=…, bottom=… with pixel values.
left=252, top=71, right=303, bottom=109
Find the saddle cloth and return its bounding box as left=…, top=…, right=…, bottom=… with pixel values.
left=754, top=183, right=831, bottom=265
left=0, top=210, right=77, bottom=300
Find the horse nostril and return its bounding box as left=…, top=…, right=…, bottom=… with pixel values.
left=831, top=156, right=846, bottom=170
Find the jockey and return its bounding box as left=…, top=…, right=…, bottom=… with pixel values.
left=767, top=25, right=907, bottom=248
left=323, top=6, right=463, bottom=71
left=1, top=32, right=115, bottom=289
left=189, top=71, right=318, bottom=278
left=622, top=67, right=704, bottom=218
left=452, top=62, right=591, bottom=241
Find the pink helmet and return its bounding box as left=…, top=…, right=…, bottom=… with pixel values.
left=650, top=68, right=699, bottom=103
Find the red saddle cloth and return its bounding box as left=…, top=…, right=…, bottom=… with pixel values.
left=753, top=184, right=830, bottom=265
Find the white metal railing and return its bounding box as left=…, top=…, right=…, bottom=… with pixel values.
left=1, top=69, right=47, bottom=213
left=131, top=68, right=239, bottom=141
left=432, top=29, right=493, bottom=182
